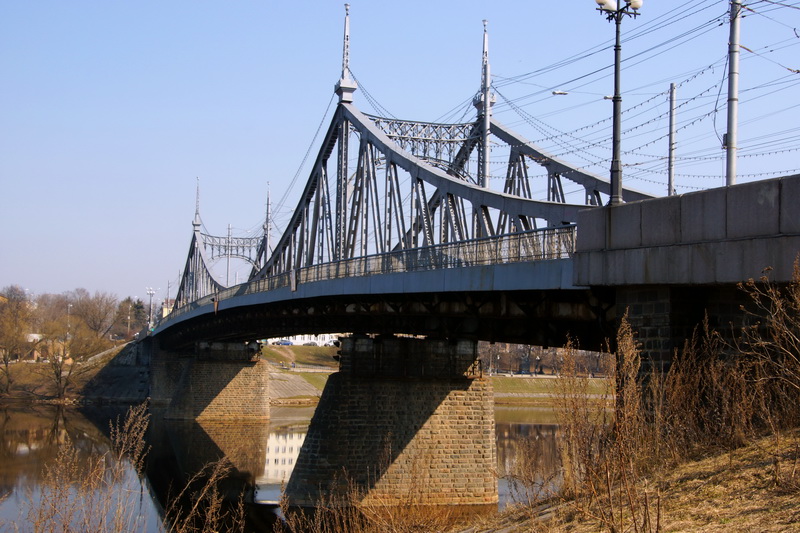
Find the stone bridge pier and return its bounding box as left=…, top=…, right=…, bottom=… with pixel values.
left=285, top=335, right=497, bottom=508
left=149, top=340, right=269, bottom=420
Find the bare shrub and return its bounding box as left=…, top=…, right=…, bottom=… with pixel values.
left=738, top=261, right=800, bottom=430
left=16, top=402, right=250, bottom=533
left=661, top=317, right=759, bottom=459
left=548, top=318, right=663, bottom=532
left=25, top=404, right=153, bottom=532
left=163, top=458, right=247, bottom=533
left=551, top=338, right=614, bottom=499
left=734, top=260, right=800, bottom=494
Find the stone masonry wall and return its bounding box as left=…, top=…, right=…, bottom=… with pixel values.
left=150, top=342, right=269, bottom=420
left=165, top=359, right=269, bottom=420
left=286, top=336, right=496, bottom=507
left=619, top=285, right=752, bottom=367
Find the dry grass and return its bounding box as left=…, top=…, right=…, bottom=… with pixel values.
left=494, top=265, right=800, bottom=533
left=163, top=458, right=247, bottom=533
left=521, top=430, right=800, bottom=533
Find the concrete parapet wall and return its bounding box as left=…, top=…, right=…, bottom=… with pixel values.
left=575, top=174, right=800, bottom=285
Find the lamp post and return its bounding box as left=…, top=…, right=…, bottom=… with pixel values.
left=595, top=0, right=642, bottom=206
left=146, top=287, right=156, bottom=331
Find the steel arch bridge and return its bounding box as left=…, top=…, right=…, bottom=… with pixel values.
left=158, top=18, right=655, bottom=348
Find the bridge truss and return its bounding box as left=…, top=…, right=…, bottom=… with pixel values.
left=172, top=99, right=654, bottom=313
left=171, top=7, right=655, bottom=315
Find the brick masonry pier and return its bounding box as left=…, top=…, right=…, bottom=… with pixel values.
left=149, top=341, right=269, bottom=420
left=285, top=335, right=497, bottom=508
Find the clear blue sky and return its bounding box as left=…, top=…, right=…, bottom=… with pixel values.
left=2, top=1, right=798, bottom=303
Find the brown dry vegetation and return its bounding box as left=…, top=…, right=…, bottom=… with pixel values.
left=484, top=264, right=800, bottom=533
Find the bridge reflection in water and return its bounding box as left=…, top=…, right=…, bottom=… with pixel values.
left=147, top=405, right=561, bottom=510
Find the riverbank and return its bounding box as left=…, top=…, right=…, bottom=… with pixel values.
left=1, top=344, right=605, bottom=408
left=464, top=428, right=800, bottom=532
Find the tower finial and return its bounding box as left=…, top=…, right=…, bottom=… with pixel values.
left=194, top=177, right=202, bottom=228
left=334, top=3, right=357, bottom=103
left=342, top=4, right=350, bottom=80
left=473, top=20, right=494, bottom=188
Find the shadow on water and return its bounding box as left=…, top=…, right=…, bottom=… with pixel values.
left=1, top=402, right=561, bottom=530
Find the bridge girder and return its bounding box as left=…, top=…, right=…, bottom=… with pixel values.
left=155, top=288, right=614, bottom=353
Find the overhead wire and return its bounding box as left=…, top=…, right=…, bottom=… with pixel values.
left=274, top=92, right=337, bottom=218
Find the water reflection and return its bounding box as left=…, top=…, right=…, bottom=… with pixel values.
left=0, top=404, right=161, bottom=530
left=254, top=424, right=308, bottom=505
left=0, top=403, right=562, bottom=530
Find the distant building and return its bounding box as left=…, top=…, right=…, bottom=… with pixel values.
left=161, top=299, right=175, bottom=318
left=265, top=333, right=342, bottom=346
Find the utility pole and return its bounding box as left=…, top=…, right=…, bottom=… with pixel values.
left=726, top=0, right=742, bottom=186
left=668, top=83, right=676, bottom=196
left=127, top=300, right=133, bottom=337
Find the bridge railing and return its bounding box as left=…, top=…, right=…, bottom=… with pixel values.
left=166, top=225, right=576, bottom=322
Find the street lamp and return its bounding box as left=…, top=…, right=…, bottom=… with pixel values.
left=595, top=0, right=642, bottom=206
left=146, top=287, right=156, bottom=331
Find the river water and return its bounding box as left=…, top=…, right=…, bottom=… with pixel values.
left=0, top=403, right=561, bottom=531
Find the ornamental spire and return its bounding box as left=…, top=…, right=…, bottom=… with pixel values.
left=473, top=20, right=494, bottom=188
left=334, top=3, right=357, bottom=103
left=193, top=177, right=202, bottom=228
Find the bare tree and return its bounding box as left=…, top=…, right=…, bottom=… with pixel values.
left=0, top=285, right=32, bottom=393
left=70, top=288, right=119, bottom=340
left=35, top=290, right=117, bottom=398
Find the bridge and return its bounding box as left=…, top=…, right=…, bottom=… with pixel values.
left=145, top=9, right=800, bottom=509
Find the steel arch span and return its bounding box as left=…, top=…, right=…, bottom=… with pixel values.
left=170, top=97, right=653, bottom=317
